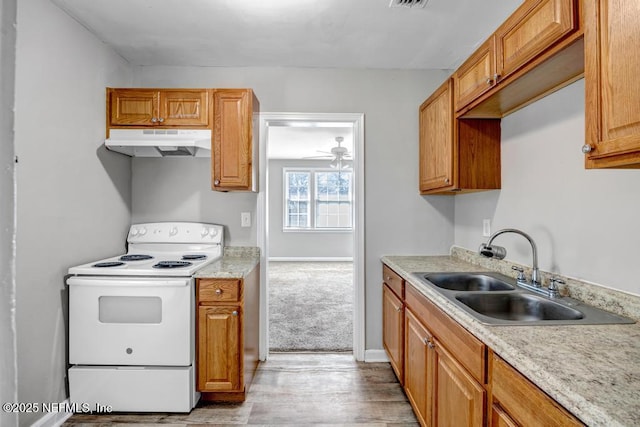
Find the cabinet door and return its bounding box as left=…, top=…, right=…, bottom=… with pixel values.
left=419, top=79, right=454, bottom=193
left=212, top=89, right=254, bottom=190
left=404, top=309, right=435, bottom=427
left=491, top=404, right=518, bottom=427
left=197, top=305, right=242, bottom=392
left=490, top=354, right=582, bottom=426
left=383, top=284, right=404, bottom=383
left=160, top=90, right=210, bottom=126
left=454, top=37, right=496, bottom=111
left=584, top=0, right=640, bottom=168
left=433, top=341, right=485, bottom=427
left=108, top=89, right=159, bottom=126
left=496, top=0, right=578, bottom=81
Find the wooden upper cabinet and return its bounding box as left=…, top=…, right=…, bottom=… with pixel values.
left=495, top=0, right=579, bottom=81
left=584, top=0, right=640, bottom=168
left=108, top=88, right=210, bottom=127
left=420, top=79, right=501, bottom=195
left=453, top=0, right=583, bottom=118
left=454, top=37, right=497, bottom=111
left=212, top=89, right=258, bottom=191
left=420, top=79, right=454, bottom=193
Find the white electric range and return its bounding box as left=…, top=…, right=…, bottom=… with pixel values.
left=67, top=222, right=224, bottom=413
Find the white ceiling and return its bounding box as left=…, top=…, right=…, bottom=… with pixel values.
left=51, top=0, right=522, bottom=70
left=49, top=0, right=522, bottom=159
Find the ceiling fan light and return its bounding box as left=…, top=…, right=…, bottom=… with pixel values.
left=329, top=158, right=339, bottom=168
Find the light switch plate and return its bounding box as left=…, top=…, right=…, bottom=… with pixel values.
left=241, top=212, right=251, bottom=227
left=482, top=219, right=491, bottom=237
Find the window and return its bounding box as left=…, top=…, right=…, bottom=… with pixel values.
left=284, top=169, right=353, bottom=231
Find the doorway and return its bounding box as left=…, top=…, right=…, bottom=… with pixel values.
left=257, top=113, right=365, bottom=360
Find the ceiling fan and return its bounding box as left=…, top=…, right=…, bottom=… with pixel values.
left=305, top=137, right=352, bottom=169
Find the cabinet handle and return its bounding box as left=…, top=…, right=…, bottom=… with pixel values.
left=214, top=179, right=220, bottom=186
left=151, top=117, right=158, bottom=123
left=396, top=307, right=402, bottom=313
left=444, top=178, right=450, bottom=184
left=215, top=289, right=223, bottom=295
left=423, top=337, right=434, bottom=349
left=232, top=310, right=239, bottom=316
left=158, top=117, right=164, bottom=123
left=582, top=144, right=594, bottom=154
left=486, top=77, right=493, bottom=85
left=493, top=73, right=501, bottom=82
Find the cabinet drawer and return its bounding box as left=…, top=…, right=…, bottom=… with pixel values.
left=198, top=279, right=242, bottom=302
left=382, top=265, right=404, bottom=299
left=406, top=284, right=486, bottom=384
left=490, top=353, right=583, bottom=426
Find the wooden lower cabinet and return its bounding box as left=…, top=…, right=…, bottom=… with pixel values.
left=433, top=340, right=485, bottom=427
left=489, top=352, right=583, bottom=426
left=404, top=308, right=435, bottom=426
left=196, top=264, right=260, bottom=401
left=383, top=284, right=404, bottom=383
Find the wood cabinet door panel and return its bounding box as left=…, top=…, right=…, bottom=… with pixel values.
left=420, top=79, right=454, bottom=193
left=585, top=0, right=640, bottom=166
left=213, top=89, right=252, bottom=190
left=491, top=404, right=518, bottom=427
left=490, top=353, right=583, bottom=426
left=434, top=342, right=485, bottom=427
left=383, top=284, right=404, bottom=383
left=160, top=90, right=210, bottom=126
left=496, top=0, right=578, bottom=80
left=109, top=89, right=158, bottom=126
left=197, top=305, right=241, bottom=392
left=404, top=309, right=434, bottom=427
left=454, top=37, right=496, bottom=111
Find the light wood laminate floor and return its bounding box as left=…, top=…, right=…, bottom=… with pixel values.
left=64, top=353, right=418, bottom=426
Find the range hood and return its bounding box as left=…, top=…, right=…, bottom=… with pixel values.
left=105, top=129, right=211, bottom=157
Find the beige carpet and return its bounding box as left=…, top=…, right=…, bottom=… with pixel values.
left=268, top=261, right=353, bottom=352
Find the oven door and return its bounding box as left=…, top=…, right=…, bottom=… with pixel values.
left=68, top=276, right=193, bottom=366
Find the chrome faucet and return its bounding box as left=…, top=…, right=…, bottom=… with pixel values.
left=479, top=228, right=540, bottom=287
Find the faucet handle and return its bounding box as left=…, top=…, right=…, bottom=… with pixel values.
left=548, top=277, right=565, bottom=298
left=511, top=266, right=526, bottom=282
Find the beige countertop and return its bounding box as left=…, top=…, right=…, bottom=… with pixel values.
left=382, top=252, right=640, bottom=427
left=194, top=246, right=260, bottom=279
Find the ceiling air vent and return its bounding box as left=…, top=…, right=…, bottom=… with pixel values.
left=389, top=0, right=429, bottom=8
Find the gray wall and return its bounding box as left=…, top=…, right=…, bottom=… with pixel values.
left=269, top=159, right=353, bottom=259
left=455, top=79, right=640, bottom=296
left=0, top=0, right=17, bottom=426
left=133, top=66, right=455, bottom=351
left=14, top=0, right=133, bottom=424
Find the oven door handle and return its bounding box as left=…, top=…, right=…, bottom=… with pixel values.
left=67, top=277, right=192, bottom=287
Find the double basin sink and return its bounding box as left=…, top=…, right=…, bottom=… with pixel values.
left=411, top=272, right=634, bottom=326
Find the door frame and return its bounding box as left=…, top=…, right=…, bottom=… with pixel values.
left=257, top=112, right=365, bottom=361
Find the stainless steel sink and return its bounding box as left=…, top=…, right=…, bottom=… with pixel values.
left=455, top=293, right=583, bottom=321
left=410, top=271, right=635, bottom=326
left=420, top=272, right=515, bottom=292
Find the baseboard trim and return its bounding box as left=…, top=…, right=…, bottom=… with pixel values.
left=269, top=257, right=353, bottom=262
left=364, top=349, right=389, bottom=363
left=30, top=399, right=73, bottom=427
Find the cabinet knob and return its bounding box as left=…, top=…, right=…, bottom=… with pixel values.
left=444, top=178, right=450, bottom=184
left=151, top=117, right=158, bottom=123
left=582, top=144, right=594, bottom=154
left=232, top=310, right=239, bottom=316
left=486, top=77, right=493, bottom=85
left=215, top=289, right=222, bottom=295
left=396, top=307, right=402, bottom=313
left=214, top=179, right=220, bottom=186
left=158, top=117, right=164, bottom=123
left=493, top=73, right=501, bottom=82
left=423, top=337, right=434, bottom=348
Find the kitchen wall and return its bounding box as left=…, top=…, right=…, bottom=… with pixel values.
left=0, top=0, right=17, bottom=426
left=269, top=159, right=353, bottom=259
left=14, top=0, right=133, bottom=425
left=133, top=66, right=455, bottom=351
left=455, top=79, right=640, bottom=297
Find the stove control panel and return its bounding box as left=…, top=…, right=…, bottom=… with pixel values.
left=127, top=222, right=224, bottom=245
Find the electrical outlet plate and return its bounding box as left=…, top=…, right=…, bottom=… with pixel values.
left=482, top=219, right=491, bottom=237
